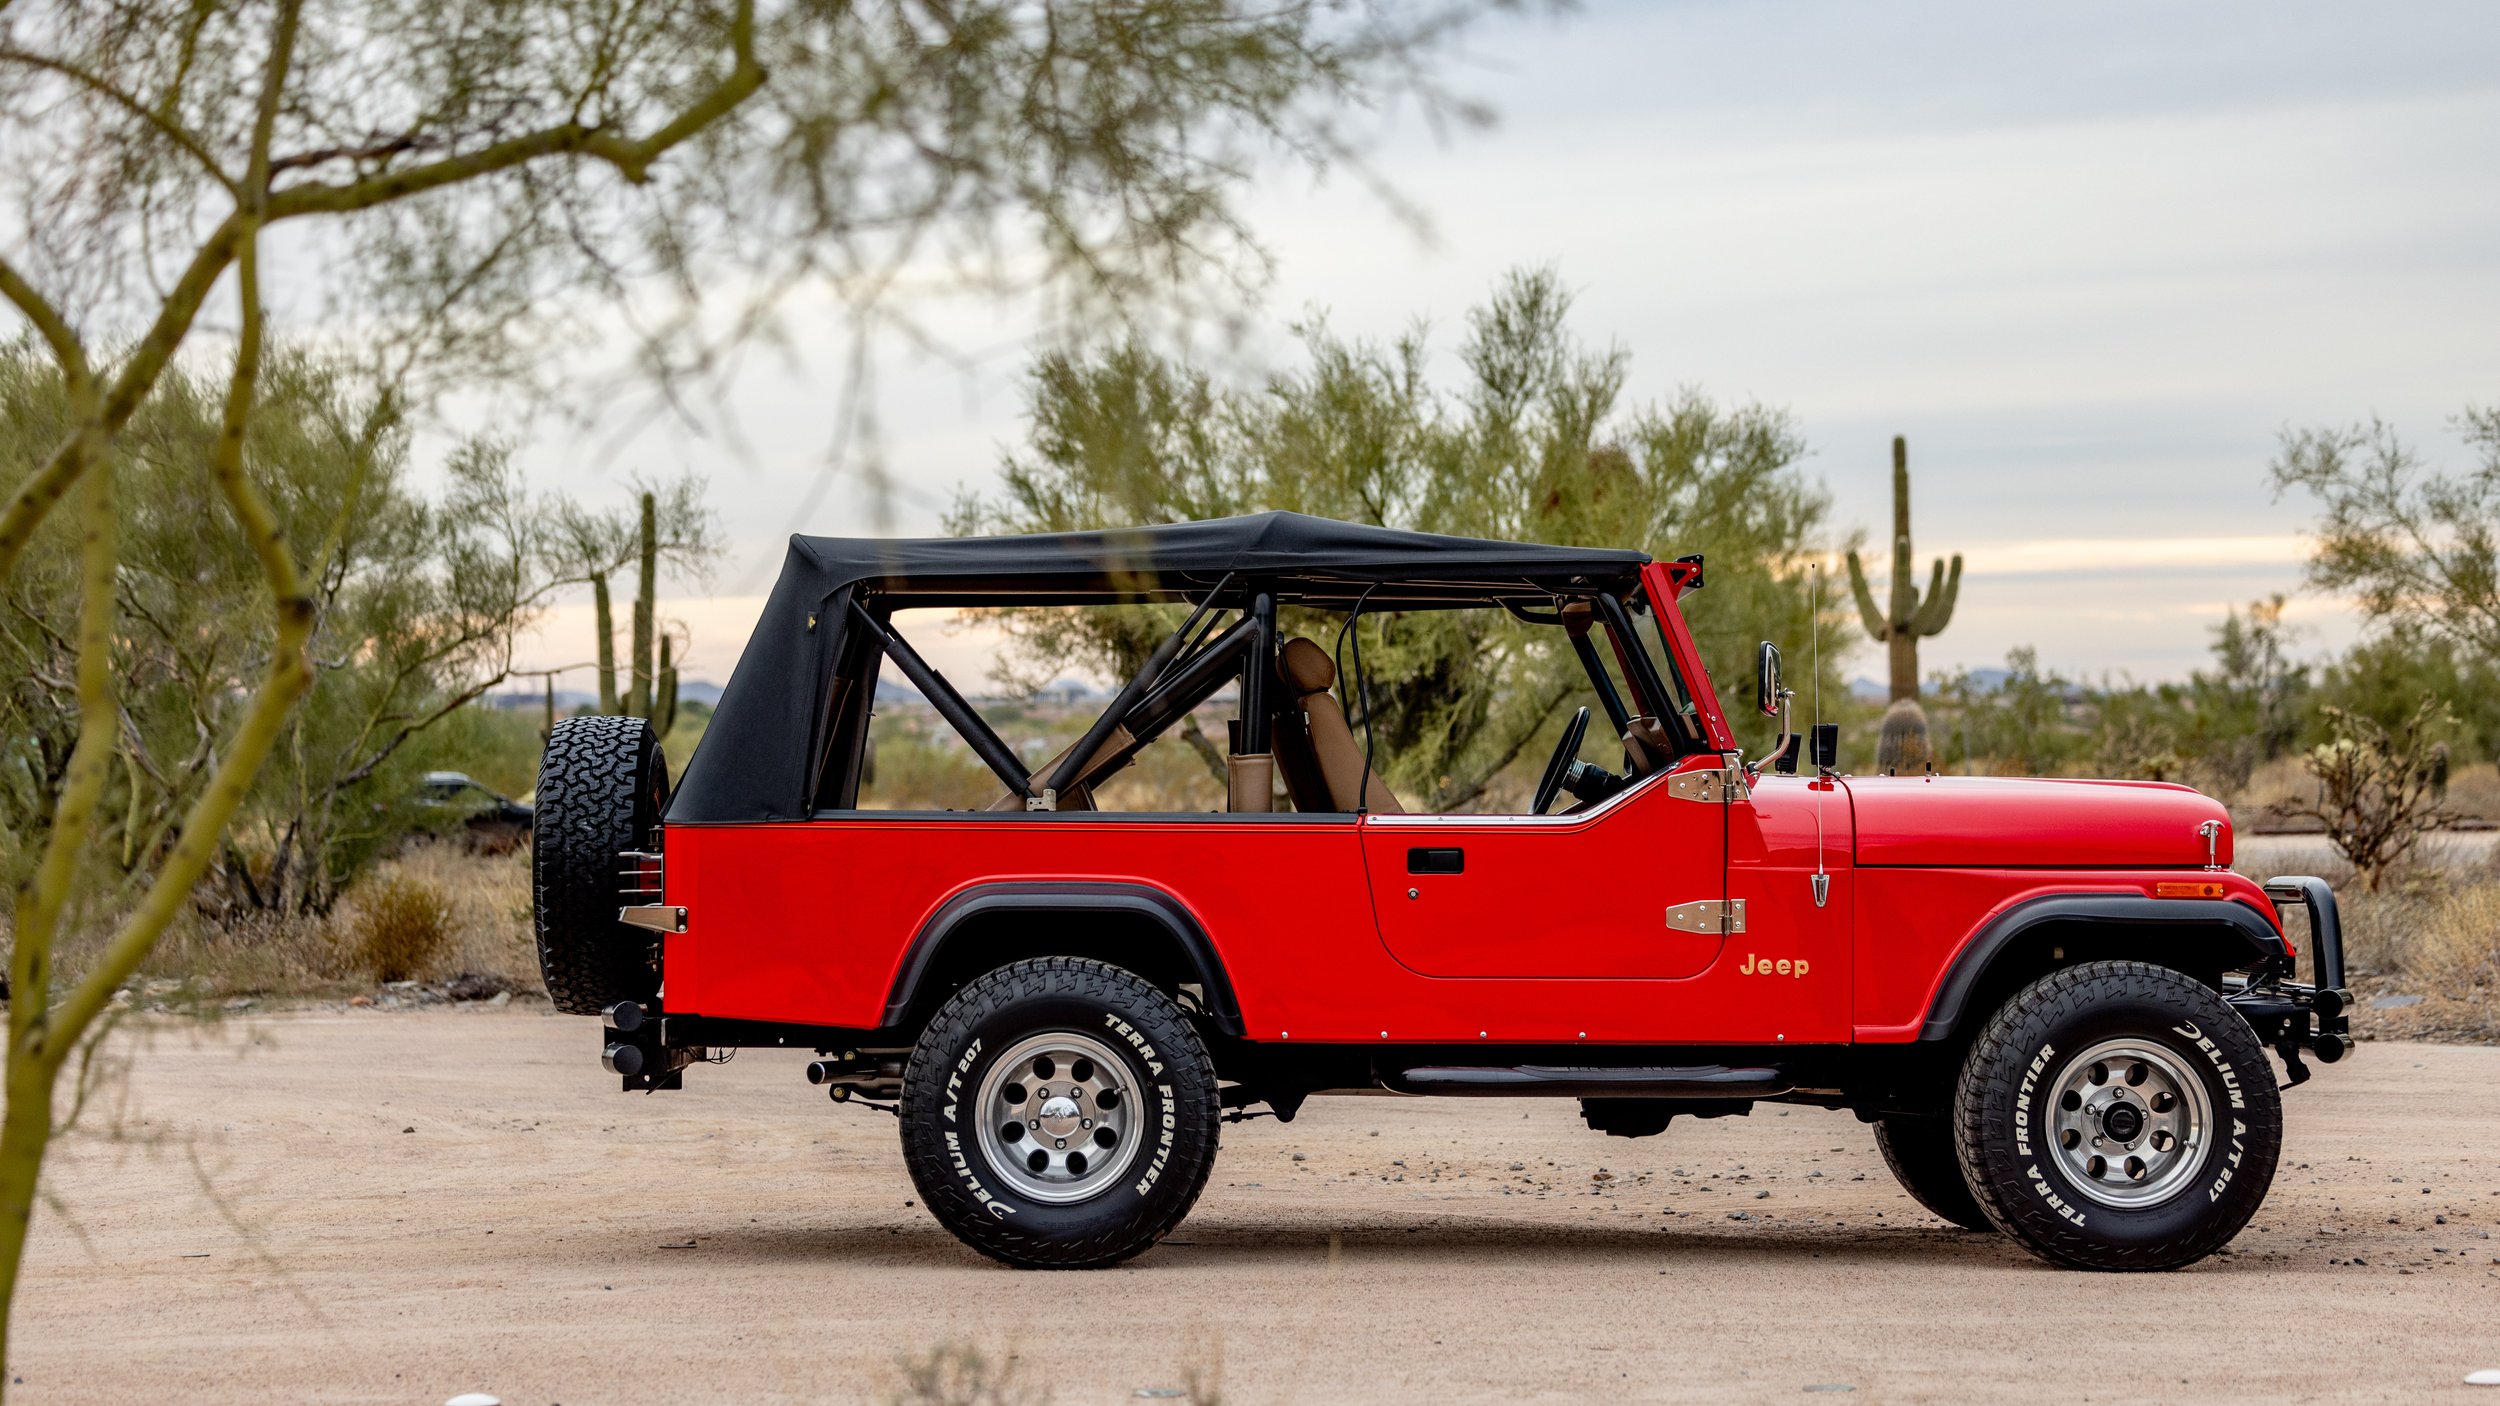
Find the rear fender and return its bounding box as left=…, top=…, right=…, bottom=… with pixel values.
left=882, top=882, right=1243, bottom=1035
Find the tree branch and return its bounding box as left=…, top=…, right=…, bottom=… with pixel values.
left=0, top=255, right=87, bottom=385
left=0, top=46, right=239, bottom=195
left=268, top=0, right=763, bottom=219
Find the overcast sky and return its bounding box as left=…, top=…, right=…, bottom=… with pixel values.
left=502, top=0, right=2500, bottom=691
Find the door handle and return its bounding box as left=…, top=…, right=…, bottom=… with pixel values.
left=1407, top=847, right=1464, bottom=875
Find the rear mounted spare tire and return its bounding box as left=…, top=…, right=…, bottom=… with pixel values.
left=532, top=715, right=668, bottom=1015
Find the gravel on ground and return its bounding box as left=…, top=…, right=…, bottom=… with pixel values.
left=19, top=1009, right=2500, bottom=1404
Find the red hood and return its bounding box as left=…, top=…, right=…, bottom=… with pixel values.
left=1844, top=775, right=2230, bottom=869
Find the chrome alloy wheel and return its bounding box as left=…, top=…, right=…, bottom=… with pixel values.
left=972, top=1031, right=1143, bottom=1205
left=2046, top=1039, right=2214, bottom=1209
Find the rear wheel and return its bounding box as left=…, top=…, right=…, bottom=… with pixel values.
left=1954, top=960, right=2281, bottom=1270
left=900, top=958, right=1220, bottom=1269
left=1873, top=1115, right=1992, bottom=1232
left=531, top=715, right=667, bottom=1015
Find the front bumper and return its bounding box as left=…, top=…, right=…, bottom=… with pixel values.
left=2224, top=875, right=2354, bottom=1085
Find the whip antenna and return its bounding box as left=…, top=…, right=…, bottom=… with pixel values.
left=1811, top=562, right=1829, bottom=908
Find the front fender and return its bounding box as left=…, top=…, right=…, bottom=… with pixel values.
left=1917, top=894, right=2290, bottom=1042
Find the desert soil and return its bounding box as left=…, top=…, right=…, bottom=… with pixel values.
left=18, top=1008, right=2500, bottom=1405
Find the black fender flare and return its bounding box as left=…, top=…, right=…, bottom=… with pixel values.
left=1917, top=894, right=2289, bottom=1042
left=881, top=882, right=1243, bottom=1034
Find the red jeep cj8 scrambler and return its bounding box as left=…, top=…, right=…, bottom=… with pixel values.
left=531, top=512, right=2351, bottom=1271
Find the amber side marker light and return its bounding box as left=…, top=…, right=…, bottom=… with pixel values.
left=2153, top=881, right=2227, bottom=899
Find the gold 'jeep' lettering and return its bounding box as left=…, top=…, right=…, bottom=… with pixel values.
left=1735, top=952, right=1810, bottom=978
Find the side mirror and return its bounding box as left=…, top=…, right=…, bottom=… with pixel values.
left=1755, top=641, right=1786, bottom=717
left=1810, top=723, right=1839, bottom=773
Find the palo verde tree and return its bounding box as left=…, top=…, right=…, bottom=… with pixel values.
left=0, top=0, right=1529, bottom=1376
left=959, top=267, right=1848, bottom=809
left=2272, top=406, right=2500, bottom=660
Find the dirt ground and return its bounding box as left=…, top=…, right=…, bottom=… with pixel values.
left=17, top=1009, right=2500, bottom=1405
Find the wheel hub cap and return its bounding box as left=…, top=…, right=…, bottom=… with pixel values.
left=972, top=1031, right=1143, bottom=1205
left=2047, top=1038, right=2213, bottom=1209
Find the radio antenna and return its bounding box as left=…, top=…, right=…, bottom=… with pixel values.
left=1811, top=563, right=1830, bottom=908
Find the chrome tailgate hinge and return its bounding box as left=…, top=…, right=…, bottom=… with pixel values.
left=1663, top=899, right=1746, bottom=936
left=1667, top=763, right=1749, bottom=805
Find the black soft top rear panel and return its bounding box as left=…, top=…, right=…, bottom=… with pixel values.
left=668, top=512, right=1649, bottom=823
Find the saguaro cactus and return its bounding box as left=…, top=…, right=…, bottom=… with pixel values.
left=1847, top=436, right=1962, bottom=702
left=591, top=574, right=619, bottom=713
left=628, top=491, right=657, bottom=719
left=655, top=634, right=680, bottom=737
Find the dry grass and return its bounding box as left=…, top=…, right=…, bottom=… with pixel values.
left=345, top=874, right=450, bottom=981
left=134, top=840, right=540, bottom=1000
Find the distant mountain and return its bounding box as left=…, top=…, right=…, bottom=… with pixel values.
left=1853, top=668, right=2014, bottom=704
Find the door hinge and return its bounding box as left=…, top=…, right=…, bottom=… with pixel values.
left=1663, top=899, right=1745, bottom=936
left=1667, top=764, right=1749, bottom=805
left=620, top=904, right=687, bottom=934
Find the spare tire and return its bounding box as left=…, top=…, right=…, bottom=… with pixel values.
left=532, top=715, right=669, bottom=1015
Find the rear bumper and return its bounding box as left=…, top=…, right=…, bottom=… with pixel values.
left=2225, top=875, right=2354, bottom=1081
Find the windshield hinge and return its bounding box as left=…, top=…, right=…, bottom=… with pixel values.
left=1667, top=763, right=1749, bottom=805
left=1663, top=899, right=1746, bottom=936
left=1025, top=788, right=1058, bottom=812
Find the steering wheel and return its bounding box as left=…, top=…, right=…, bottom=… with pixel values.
left=1532, top=706, right=1592, bottom=815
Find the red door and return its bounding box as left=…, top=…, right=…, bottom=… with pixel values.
left=1360, top=753, right=1730, bottom=980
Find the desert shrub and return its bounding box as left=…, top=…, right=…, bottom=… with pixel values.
left=347, top=875, right=452, bottom=982
left=887, top=1343, right=1041, bottom=1406
left=2271, top=700, right=2457, bottom=889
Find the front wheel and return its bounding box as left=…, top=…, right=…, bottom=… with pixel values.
left=900, top=958, right=1220, bottom=1269
left=1954, top=960, right=2282, bottom=1270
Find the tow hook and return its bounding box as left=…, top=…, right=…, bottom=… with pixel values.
left=2272, top=1037, right=2311, bottom=1088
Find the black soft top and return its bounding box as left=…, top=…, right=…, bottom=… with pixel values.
left=668, top=512, right=1650, bottom=823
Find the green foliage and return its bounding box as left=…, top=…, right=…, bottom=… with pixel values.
left=957, top=268, right=1848, bottom=808
left=2272, top=407, right=2500, bottom=659
left=2, top=344, right=558, bottom=913
left=2311, top=625, right=2500, bottom=762
left=1844, top=436, right=1962, bottom=702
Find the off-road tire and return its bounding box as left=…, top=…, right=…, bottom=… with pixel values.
left=1874, top=1115, right=1993, bottom=1232
left=900, top=958, right=1220, bottom=1269
left=531, top=715, right=668, bottom=1015
left=1954, top=960, right=2281, bottom=1271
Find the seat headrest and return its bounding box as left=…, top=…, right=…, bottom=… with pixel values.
left=1278, top=637, right=1336, bottom=694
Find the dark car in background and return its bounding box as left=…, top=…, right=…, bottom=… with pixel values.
left=417, top=771, right=535, bottom=850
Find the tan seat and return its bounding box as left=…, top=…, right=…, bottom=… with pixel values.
left=1277, top=637, right=1402, bottom=813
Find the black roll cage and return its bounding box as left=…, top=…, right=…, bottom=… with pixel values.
left=826, top=572, right=1694, bottom=815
